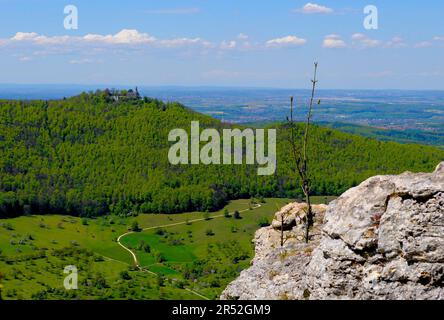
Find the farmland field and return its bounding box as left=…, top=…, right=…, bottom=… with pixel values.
left=0, top=197, right=336, bottom=300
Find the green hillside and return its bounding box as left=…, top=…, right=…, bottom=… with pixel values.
left=319, top=121, right=444, bottom=149
left=1, top=91, right=443, bottom=218
left=0, top=198, right=290, bottom=300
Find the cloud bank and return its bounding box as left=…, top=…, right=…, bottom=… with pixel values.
left=295, top=3, right=333, bottom=14
left=266, top=35, right=307, bottom=47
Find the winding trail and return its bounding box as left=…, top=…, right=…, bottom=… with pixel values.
left=115, top=203, right=262, bottom=300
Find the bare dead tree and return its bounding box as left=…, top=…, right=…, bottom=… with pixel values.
left=280, top=209, right=285, bottom=247
left=276, top=203, right=291, bottom=247
left=287, top=62, right=320, bottom=243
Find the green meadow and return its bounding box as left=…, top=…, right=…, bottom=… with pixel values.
left=0, top=197, right=338, bottom=300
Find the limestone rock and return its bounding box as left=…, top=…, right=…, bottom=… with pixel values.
left=271, top=202, right=327, bottom=230
left=221, top=162, right=444, bottom=300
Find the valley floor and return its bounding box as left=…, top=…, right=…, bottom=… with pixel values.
left=0, top=197, right=334, bottom=300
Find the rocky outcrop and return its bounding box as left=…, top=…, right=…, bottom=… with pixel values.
left=221, top=163, right=444, bottom=300
left=272, top=202, right=327, bottom=231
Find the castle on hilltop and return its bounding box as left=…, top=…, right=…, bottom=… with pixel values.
left=97, top=87, right=141, bottom=102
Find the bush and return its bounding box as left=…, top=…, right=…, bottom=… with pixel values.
left=210, top=279, right=221, bottom=288
left=81, top=218, right=88, bottom=226
left=131, top=221, right=141, bottom=232
left=206, top=229, right=215, bottom=236
left=155, top=252, right=166, bottom=263
left=119, top=271, right=132, bottom=280
left=258, top=217, right=270, bottom=227
left=93, top=273, right=108, bottom=289
left=155, top=228, right=166, bottom=236
left=70, top=240, right=79, bottom=247
left=157, top=275, right=165, bottom=287
left=137, top=240, right=145, bottom=250
left=2, top=223, right=14, bottom=231
left=233, top=211, right=241, bottom=219
left=223, top=209, right=230, bottom=218
left=203, top=212, right=211, bottom=221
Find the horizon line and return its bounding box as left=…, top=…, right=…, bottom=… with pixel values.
left=0, top=83, right=444, bottom=92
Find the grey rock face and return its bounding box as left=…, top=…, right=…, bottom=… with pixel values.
left=272, top=202, right=327, bottom=231
left=221, top=163, right=444, bottom=300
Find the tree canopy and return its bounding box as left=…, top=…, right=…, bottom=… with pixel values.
left=1, top=91, right=443, bottom=217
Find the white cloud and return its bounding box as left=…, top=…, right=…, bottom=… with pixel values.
left=322, top=34, right=346, bottom=48
left=237, top=33, right=249, bottom=40
left=12, top=32, right=39, bottom=41
left=384, top=36, right=406, bottom=48
left=414, top=41, right=433, bottom=48
left=351, top=33, right=381, bottom=48
left=350, top=34, right=410, bottom=49
left=18, top=56, right=32, bottom=62
left=83, top=29, right=156, bottom=44
left=158, top=37, right=211, bottom=48
left=69, top=58, right=98, bottom=64
left=412, top=36, right=444, bottom=48
left=220, top=40, right=237, bottom=50
left=145, top=7, right=200, bottom=15
left=266, top=35, right=307, bottom=48
left=11, top=32, right=71, bottom=45
left=295, top=3, right=333, bottom=14
left=6, top=29, right=211, bottom=49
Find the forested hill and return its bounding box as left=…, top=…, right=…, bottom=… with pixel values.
left=1, top=91, right=443, bottom=217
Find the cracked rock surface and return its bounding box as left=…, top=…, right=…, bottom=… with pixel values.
left=221, top=162, right=444, bottom=300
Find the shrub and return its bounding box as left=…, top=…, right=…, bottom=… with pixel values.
left=70, top=240, right=79, bottom=247
left=223, top=209, right=230, bottom=218
left=93, top=273, right=108, bottom=289
left=157, top=275, right=165, bottom=287
left=155, top=228, right=166, bottom=236
left=258, top=217, right=270, bottom=227
left=119, top=271, right=132, bottom=280
left=206, top=229, right=215, bottom=236
left=2, top=223, right=14, bottom=231
left=137, top=240, right=145, bottom=250
left=155, top=252, right=166, bottom=263
left=210, top=279, right=221, bottom=288
left=233, top=211, right=241, bottom=219
left=131, top=221, right=141, bottom=232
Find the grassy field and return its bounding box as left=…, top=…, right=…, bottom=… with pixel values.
left=0, top=197, right=334, bottom=300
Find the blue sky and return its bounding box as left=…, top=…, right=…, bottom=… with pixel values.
left=0, top=0, right=443, bottom=89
